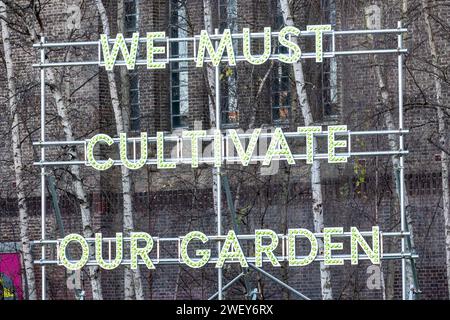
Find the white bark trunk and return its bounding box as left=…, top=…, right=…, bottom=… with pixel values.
left=94, top=0, right=145, bottom=300
left=371, top=46, right=417, bottom=299
left=201, top=0, right=221, bottom=236
left=117, top=0, right=131, bottom=131
left=202, top=0, right=216, bottom=127
left=14, top=5, right=104, bottom=299
left=45, top=70, right=103, bottom=299
left=421, top=0, right=450, bottom=298
left=279, top=0, right=333, bottom=300
left=0, top=1, right=37, bottom=300
left=116, top=0, right=134, bottom=300
left=372, top=44, right=416, bottom=297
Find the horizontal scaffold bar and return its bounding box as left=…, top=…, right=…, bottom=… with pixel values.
left=33, top=26, right=408, bottom=68
left=30, top=229, right=417, bottom=269
left=32, top=129, right=409, bottom=168
left=32, top=28, right=409, bottom=48
left=34, top=252, right=419, bottom=267
left=33, top=151, right=409, bottom=167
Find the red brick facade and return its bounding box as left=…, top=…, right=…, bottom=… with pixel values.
left=0, top=0, right=449, bottom=299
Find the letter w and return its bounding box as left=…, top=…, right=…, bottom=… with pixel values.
left=101, top=33, right=139, bottom=70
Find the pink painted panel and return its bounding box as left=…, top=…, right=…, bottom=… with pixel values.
left=0, top=253, right=23, bottom=300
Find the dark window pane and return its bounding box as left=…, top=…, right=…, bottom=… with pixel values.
left=130, top=73, right=139, bottom=89
left=275, top=15, right=284, bottom=29
left=219, top=22, right=227, bottom=32
left=323, top=61, right=331, bottom=73
left=273, top=93, right=280, bottom=107
left=171, top=72, right=180, bottom=86
left=173, top=116, right=188, bottom=128
left=172, top=102, right=180, bottom=115
left=280, top=92, right=290, bottom=106
left=171, top=62, right=179, bottom=71
left=171, top=42, right=179, bottom=57
left=170, top=14, right=178, bottom=30
left=272, top=108, right=280, bottom=121
left=173, top=116, right=180, bottom=127
left=125, top=15, right=137, bottom=31
left=219, top=4, right=227, bottom=20
left=130, top=100, right=140, bottom=131
left=221, top=112, right=228, bottom=124
left=130, top=90, right=139, bottom=105
left=131, top=104, right=139, bottom=118
left=125, top=2, right=136, bottom=15
left=131, top=119, right=140, bottom=131
left=221, top=96, right=229, bottom=110
left=324, top=103, right=333, bottom=116
left=279, top=45, right=288, bottom=54
left=272, top=78, right=280, bottom=92
left=172, top=88, right=180, bottom=100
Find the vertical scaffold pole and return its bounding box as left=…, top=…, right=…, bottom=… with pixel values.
left=214, top=28, right=223, bottom=300
left=397, top=21, right=407, bottom=300
left=40, top=36, right=47, bottom=301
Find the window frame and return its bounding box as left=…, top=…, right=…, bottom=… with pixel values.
left=170, top=0, right=190, bottom=129
left=125, top=0, right=141, bottom=131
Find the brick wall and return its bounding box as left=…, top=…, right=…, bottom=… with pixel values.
left=0, top=0, right=448, bottom=300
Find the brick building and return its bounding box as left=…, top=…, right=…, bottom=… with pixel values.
left=0, top=0, right=448, bottom=300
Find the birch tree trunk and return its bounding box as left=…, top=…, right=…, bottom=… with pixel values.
left=368, top=9, right=416, bottom=296
left=45, top=70, right=104, bottom=299
left=15, top=7, right=105, bottom=299
left=117, top=0, right=131, bottom=131
left=116, top=0, right=134, bottom=298
left=1, top=1, right=106, bottom=299
left=201, top=0, right=222, bottom=244
left=202, top=0, right=217, bottom=127
left=366, top=1, right=415, bottom=299
left=279, top=0, right=333, bottom=300
left=0, top=1, right=37, bottom=300
left=94, top=0, right=145, bottom=300
left=421, top=0, right=450, bottom=298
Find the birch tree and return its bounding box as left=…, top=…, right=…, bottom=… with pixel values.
left=0, top=1, right=37, bottom=300
left=44, top=69, right=104, bottom=300
left=420, top=0, right=450, bottom=298
left=117, top=0, right=131, bottom=132
left=94, top=0, right=145, bottom=300
left=202, top=0, right=217, bottom=127
left=1, top=0, right=106, bottom=299
left=200, top=0, right=223, bottom=225
left=367, top=2, right=417, bottom=297
left=279, top=0, right=333, bottom=299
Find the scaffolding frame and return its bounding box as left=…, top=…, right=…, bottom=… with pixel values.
left=33, top=22, right=415, bottom=300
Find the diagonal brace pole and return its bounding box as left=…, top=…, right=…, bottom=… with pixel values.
left=208, top=272, right=245, bottom=300
left=248, top=263, right=310, bottom=300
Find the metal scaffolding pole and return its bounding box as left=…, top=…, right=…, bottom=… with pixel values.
left=208, top=272, right=245, bottom=300
left=40, top=36, right=47, bottom=301
left=248, top=264, right=310, bottom=300
left=397, top=21, right=407, bottom=300
left=214, top=28, right=223, bottom=301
